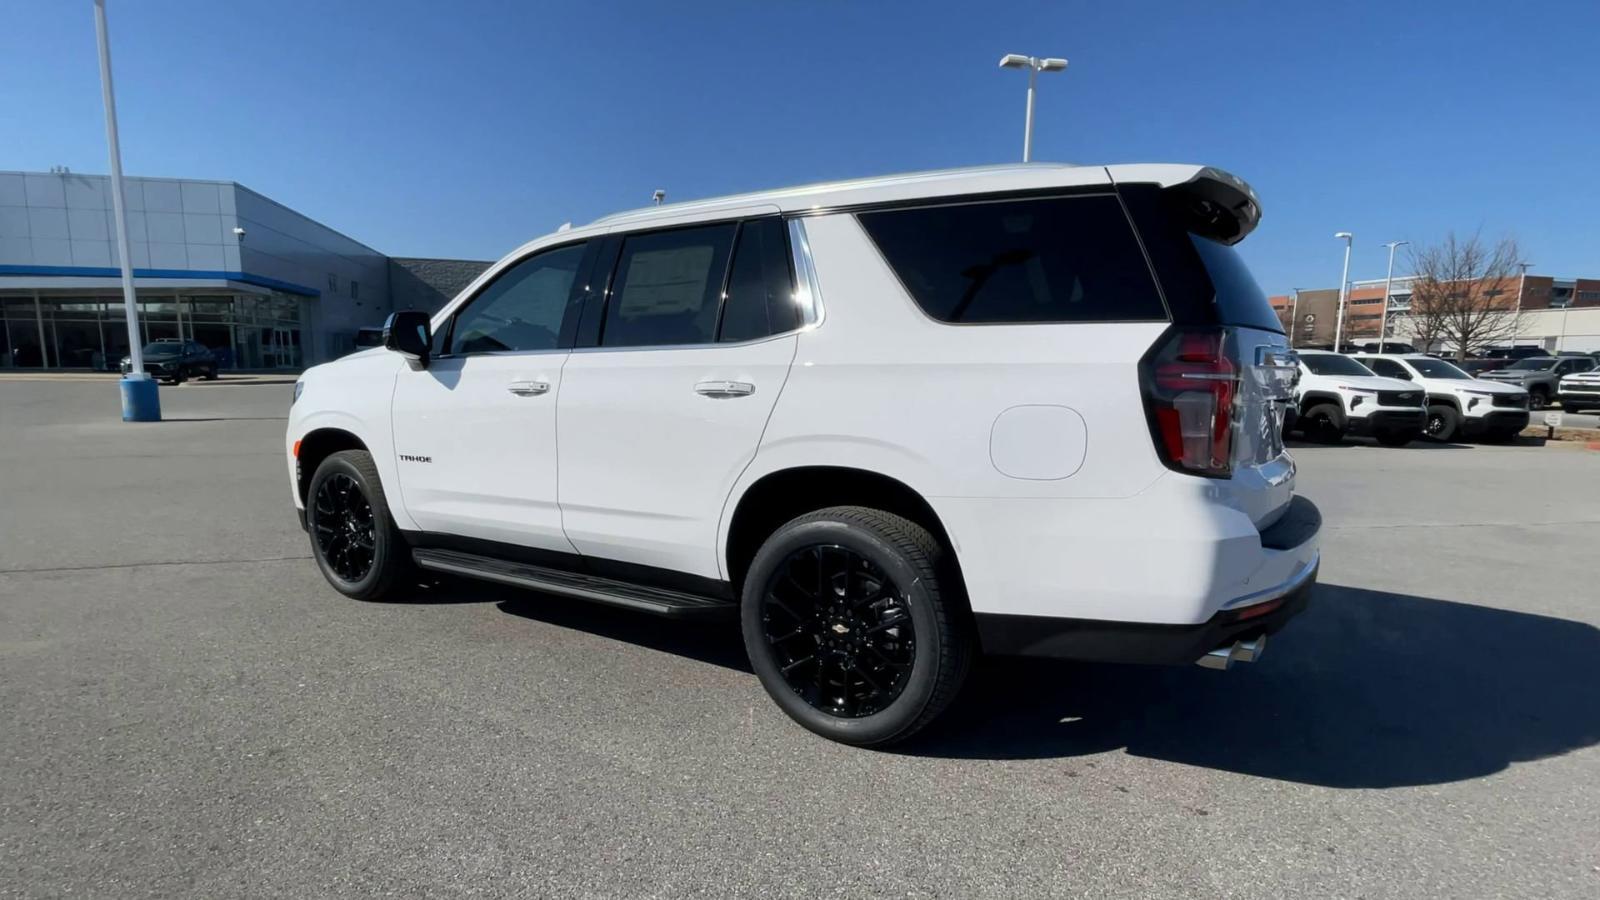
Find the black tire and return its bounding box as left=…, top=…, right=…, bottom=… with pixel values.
left=1374, top=428, right=1417, bottom=447
left=306, top=449, right=412, bottom=601
left=203, top=364, right=219, bottom=380
left=1528, top=389, right=1549, bottom=411
left=170, top=368, right=186, bottom=385
left=741, top=506, right=972, bottom=747
left=1425, top=404, right=1460, bottom=441
left=1300, top=402, right=1345, bottom=444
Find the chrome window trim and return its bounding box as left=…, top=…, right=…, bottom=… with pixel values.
left=565, top=330, right=798, bottom=356
left=786, top=217, right=825, bottom=330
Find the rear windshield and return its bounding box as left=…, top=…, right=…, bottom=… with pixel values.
left=1504, top=358, right=1554, bottom=371
left=857, top=195, right=1167, bottom=324
left=1301, top=353, right=1373, bottom=376
left=1188, top=235, right=1282, bottom=333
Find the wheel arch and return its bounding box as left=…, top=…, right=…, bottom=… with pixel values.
left=721, top=465, right=963, bottom=601
left=1426, top=394, right=1461, bottom=412
left=295, top=427, right=369, bottom=504
left=1299, top=391, right=1345, bottom=415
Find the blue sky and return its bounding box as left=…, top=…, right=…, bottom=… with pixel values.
left=3, top=0, right=1596, bottom=293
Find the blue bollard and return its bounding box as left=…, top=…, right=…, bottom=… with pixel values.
left=119, top=375, right=161, bottom=422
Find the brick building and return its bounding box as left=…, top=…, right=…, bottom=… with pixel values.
left=1268, top=273, right=1600, bottom=353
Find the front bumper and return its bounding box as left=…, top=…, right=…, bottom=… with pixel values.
left=975, top=495, right=1320, bottom=664
left=1461, top=410, right=1530, bottom=435
left=1348, top=408, right=1426, bottom=435
left=121, top=361, right=175, bottom=376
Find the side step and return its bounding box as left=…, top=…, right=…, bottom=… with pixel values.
left=412, top=548, right=737, bottom=619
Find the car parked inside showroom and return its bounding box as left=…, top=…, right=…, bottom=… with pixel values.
left=1288, top=350, right=1426, bottom=446
left=1354, top=353, right=1529, bottom=442
left=285, top=163, right=1320, bottom=746
left=119, top=339, right=219, bottom=384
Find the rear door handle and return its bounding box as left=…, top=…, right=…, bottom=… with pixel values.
left=507, top=380, right=550, bottom=396
left=694, top=380, right=755, bottom=398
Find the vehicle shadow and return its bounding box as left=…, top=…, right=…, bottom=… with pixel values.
left=496, top=594, right=751, bottom=673
left=162, top=416, right=289, bottom=422
left=190, top=377, right=300, bottom=386
left=906, top=584, right=1600, bottom=788
left=1286, top=438, right=1471, bottom=450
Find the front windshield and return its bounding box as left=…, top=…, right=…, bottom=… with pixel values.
left=1301, top=354, right=1375, bottom=377
left=1504, top=358, right=1554, bottom=371
left=1408, top=357, right=1473, bottom=379
left=141, top=342, right=181, bottom=355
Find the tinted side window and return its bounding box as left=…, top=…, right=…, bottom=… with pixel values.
left=719, top=218, right=796, bottom=342
left=603, top=224, right=736, bottom=347
left=448, top=243, right=586, bottom=355
left=857, top=195, right=1165, bottom=324
left=1366, top=358, right=1410, bottom=379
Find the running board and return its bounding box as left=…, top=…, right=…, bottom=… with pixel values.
left=411, top=548, right=737, bottom=619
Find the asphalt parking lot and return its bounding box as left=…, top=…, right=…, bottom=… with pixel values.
left=2, top=379, right=1598, bottom=899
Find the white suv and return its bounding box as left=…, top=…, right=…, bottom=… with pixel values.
left=1354, top=353, right=1530, bottom=442
left=287, top=164, right=1320, bottom=746
left=1288, top=350, right=1427, bottom=446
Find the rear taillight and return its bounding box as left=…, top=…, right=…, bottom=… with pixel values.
left=1141, top=328, right=1237, bottom=478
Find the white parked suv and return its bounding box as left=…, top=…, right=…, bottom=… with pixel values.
left=287, top=164, right=1321, bottom=746
left=1354, top=353, right=1530, bottom=442
left=1287, top=350, right=1427, bottom=446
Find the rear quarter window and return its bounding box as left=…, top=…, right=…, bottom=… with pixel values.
left=857, top=194, right=1167, bottom=324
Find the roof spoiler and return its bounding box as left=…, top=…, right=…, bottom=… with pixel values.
left=1162, top=167, right=1261, bottom=246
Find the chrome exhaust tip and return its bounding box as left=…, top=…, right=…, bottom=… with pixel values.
left=1196, top=634, right=1268, bottom=670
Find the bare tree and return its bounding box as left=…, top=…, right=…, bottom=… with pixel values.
left=1405, top=232, right=1522, bottom=360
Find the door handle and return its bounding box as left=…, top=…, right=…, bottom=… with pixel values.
left=507, top=380, right=551, bottom=396
left=694, top=380, right=755, bottom=398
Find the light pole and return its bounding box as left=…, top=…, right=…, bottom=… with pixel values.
left=1515, top=261, right=1532, bottom=312
left=1332, top=232, right=1354, bottom=351
left=998, top=54, right=1068, bottom=162
left=1377, top=240, right=1408, bottom=353
left=1289, top=288, right=1300, bottom=347
left=93, top=0, right=158, bottom=421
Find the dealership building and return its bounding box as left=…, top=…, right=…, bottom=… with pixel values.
left=0, top=169, right=488, bottom=371
left=1270, top=273, right=1600, bottom=353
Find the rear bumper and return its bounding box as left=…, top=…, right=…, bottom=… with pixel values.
left=1348, top=408, right=1426, bottom=435
left=976, top=560, right=1315, bottom=664
left=972, top=494, right=1321, bottom=664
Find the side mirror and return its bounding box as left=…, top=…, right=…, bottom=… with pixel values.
left=1398, top=371, right=1413, bottom=380
left=384, top=311, right=432, bottom=368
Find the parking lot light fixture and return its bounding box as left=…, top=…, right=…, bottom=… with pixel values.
left=1378, top=240, right=1409, bottom=354
left=998, top=54, right=1069, bottom=162
left=1333, top=232, right=1354, bottom=352
left=93, top=0, right=158, bottom=421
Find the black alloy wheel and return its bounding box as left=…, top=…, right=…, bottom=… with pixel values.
left=1528, top=390, right=1548, bottom=410
left=759, top=545, right=916, bottom=719
left=305, top=450, right=410, bottom=601
left=741, top=506, right=972, bottom=747
left=312, top=472, right=376, bottom=583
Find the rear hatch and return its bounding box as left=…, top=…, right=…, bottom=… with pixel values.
left=1118, top=169, right=1296, bottom=530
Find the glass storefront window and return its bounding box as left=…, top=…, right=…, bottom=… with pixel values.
left=1, top=291, right=305, bottom=370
